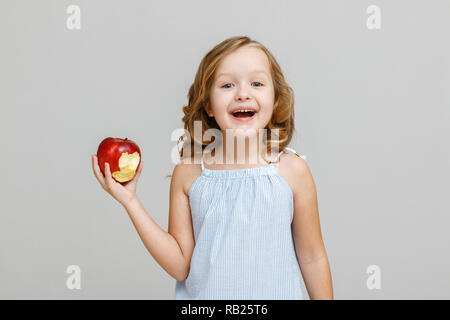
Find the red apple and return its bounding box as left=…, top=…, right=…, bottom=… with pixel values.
left=96, top=137, right=141, bottom=184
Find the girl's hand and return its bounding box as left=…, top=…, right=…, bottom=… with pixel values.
left=91, top=154, right=143, bottom=207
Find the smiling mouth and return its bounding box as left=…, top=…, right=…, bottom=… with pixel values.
left=232, top=111, right=256, bottom=119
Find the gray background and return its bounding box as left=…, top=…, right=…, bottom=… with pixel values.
left=1, top=0, right=449, bottom=299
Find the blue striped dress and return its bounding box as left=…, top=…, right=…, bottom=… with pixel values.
left=174, top=147, right=306, bottom=300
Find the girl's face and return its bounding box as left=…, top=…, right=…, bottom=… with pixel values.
left=206, top=45, right=275, bottom=135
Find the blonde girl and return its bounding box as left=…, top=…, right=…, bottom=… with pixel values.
left=92, top=36, right=333, bottom=300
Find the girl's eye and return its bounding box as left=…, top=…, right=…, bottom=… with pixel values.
left=221, top=82, right=263, bottom=89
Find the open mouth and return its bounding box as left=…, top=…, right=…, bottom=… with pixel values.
left=231, top=110, right=256, bottom=120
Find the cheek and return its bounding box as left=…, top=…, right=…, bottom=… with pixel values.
left=260, top=95, right=275, bottom=120
left=265, top=87, right=275, bottom=103
left=260, top=91, right=275, bottom=111
left=256, top=86, right=274, bottom=104
left=209, top=89, right=230, bottom=109
left=260, top=109, right=274, bottom=122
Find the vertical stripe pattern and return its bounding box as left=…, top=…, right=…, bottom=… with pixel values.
left=174, top=148, right=304, bottom=300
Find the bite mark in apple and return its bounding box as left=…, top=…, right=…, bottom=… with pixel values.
left=111, top=152, right=140, bottom=183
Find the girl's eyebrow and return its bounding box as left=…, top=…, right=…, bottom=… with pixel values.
left=216, top=70, right=269, bottom=79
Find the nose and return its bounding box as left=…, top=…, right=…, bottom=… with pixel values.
left=235, top=85, right=252, bottom=102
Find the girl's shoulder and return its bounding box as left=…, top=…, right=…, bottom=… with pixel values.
left=172, top=155, right=202, bottom=196
left=276, top=150, right=309, bottom=195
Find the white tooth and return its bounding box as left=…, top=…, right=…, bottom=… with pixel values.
left=233, top=109, right=255, bottom=113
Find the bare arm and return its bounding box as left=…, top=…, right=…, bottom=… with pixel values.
left=91, top=154, right=194, bottom=281
left=282, top=154, right=334, bottom=299
left=297, top=255, right=333, bottom=300
left=123, top=197, right=188, bottom=281
left=123, top=162, right=196, bottom=281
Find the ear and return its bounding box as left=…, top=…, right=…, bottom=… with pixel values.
left=204, top=102, right=213, bottom=117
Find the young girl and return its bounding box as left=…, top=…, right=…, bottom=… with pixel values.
left=92, top=36, right=333, bottom=300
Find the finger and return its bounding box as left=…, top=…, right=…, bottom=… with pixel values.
left=137, top=160, right=143, bottom=175
left=126, top=161, right=143, bottom=186
left=135, top=161, right=144, bottom=179
left=104, top=161, right=114, bottom=188
left=92, top=154, right=106, bottom=186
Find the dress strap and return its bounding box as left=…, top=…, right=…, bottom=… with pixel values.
left=200, top=154, right=205, bottom=170
left=274, top=147, right=306, bottom=163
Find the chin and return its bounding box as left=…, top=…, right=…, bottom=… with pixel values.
left=226, top=126, right=260, bottom=137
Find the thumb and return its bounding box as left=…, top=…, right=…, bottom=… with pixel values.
left=130, top=161, right=144, bottom=183
left=137, top=160, right=143, bottom=176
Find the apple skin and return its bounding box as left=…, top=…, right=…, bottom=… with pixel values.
left=96, top=137, right=141, bottom=184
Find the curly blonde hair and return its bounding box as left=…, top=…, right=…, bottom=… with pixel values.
left=166, top=36, right=296, bottom=178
